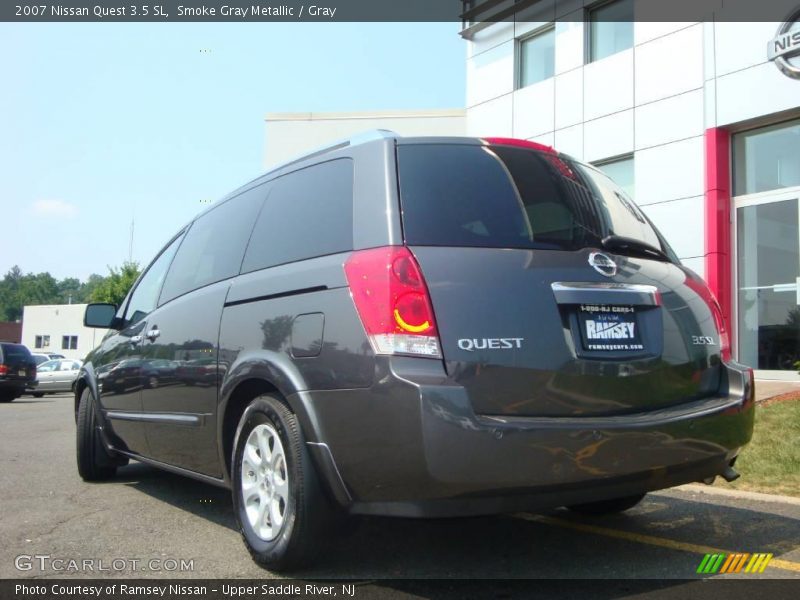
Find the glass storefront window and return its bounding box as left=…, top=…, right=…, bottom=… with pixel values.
left=733, top=119, right=800, bottom=196
left=737, top=199, right=800, bottom=370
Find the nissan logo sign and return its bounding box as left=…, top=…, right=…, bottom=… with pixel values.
left=588, top=252, right=617, bottom=277
left=768, top=7, right=800, bottom=79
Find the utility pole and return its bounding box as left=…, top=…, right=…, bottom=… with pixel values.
left=128, top=215, right=134, bottom=263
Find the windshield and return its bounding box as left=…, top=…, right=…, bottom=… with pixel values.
left=398, top=143, right=676, bottom=260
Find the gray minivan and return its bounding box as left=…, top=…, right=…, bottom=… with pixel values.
left=79, top=134, right=754, bottom=569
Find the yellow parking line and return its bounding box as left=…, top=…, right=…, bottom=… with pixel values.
left=517, top=514, right=800, bottom=573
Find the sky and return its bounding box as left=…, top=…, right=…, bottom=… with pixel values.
left=0, top=22, right=465, bottom=281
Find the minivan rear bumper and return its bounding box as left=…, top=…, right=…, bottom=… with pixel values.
left=303, top=357, right=754, bottom=517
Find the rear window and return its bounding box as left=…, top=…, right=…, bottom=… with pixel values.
left=0, top=343, right=32, bottom=363
left=397, top=144, right=671, bottom=256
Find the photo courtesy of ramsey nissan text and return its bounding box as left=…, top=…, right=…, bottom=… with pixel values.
left=1, top=1, right=799, bottom=598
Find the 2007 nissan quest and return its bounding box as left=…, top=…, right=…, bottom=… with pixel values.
left=78, top=134, right=754, bottom=569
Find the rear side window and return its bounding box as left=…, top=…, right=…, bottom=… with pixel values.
left=397, top=144, right=667, bottom=255
left=241, top=159, right=354, bottom=273
left=160, top=186, right=266, bottom=304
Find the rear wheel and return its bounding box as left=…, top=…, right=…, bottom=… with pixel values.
left=568, top=493, right=646, bottom=515
left=76, top=387, right=118, bottom=481
left=232, top=394, right=335, bottom=570
left=0, top=392, right=15, bottom=403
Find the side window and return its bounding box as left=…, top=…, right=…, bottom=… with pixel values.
left=124, top=234, right=184, bottom=327
left=159, top=186, right=266, bottom=304
left=241, top=159, right=354, bottom=273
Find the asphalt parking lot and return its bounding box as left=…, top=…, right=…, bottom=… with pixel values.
left=1, top=393, right=799, bottom=580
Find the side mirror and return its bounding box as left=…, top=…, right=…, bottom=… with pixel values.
left=84, top=303, right=119, bottom=329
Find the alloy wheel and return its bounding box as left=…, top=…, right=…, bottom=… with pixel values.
left=240, top=423, right=289, bottom=541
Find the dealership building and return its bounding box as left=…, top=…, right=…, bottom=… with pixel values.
left=459, top=1, right=800, bottom=378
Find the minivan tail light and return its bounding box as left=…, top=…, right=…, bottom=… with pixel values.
left=686, top=277, right=731, bottom=362
left=344, top=246, right=441, bottom=358
left=0, top=364, right=7, bottom=375
left=710, top=297, right=731, bottom=362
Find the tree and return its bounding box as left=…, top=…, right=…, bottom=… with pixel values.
left=0, top=266, right=23, bottom=320
left=57, top=277, right=83, bottom=304
left=89, top=262, right=141, bottom=307
left=81, top=274, right=106, bottom=302
left=0, top=267, right=60, bottom=321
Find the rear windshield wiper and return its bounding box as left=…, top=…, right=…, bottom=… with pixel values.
left=601, top=235, right=671, bottom=262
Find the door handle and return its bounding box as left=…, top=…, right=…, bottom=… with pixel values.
left=146, top=328, right=161, bottom=341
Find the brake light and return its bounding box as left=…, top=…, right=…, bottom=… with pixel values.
left=483, top=137, right=556, bottom=154
left=685, top=277, right=731, bottom=362
left=0, top=364, right=7, bottom=375
left=344, top=246, right=441, bottom=358
left=484, top=136, right=576, bottom=180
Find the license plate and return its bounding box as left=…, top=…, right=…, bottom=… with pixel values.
left=578, top=305, right=643, bottom=352
left=18, top=370, right=25, bottom=376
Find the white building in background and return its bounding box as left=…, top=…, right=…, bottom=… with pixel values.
left=462, top=0, right=800, bottom=378
left=263, top=108, right=466, bottom=168
left=21, top=304, right=107, bottom=360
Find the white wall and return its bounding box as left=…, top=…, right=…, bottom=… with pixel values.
left=21, top=304, right=107, bottom=361
left=264, top=109, right=466, bottom=169
left=465, top=15, right=800, bottom=279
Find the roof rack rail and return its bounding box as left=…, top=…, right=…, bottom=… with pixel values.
left=275, top=129, right=400, bottom=171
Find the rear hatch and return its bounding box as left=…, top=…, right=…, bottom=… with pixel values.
left=0, top=343, right=37, bottom=383
left=396, top=140, right=724, bottom=418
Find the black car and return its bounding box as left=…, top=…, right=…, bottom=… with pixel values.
left=77, top=134, right=755, bottom=570
left=0, top=342, right=37, bottom=402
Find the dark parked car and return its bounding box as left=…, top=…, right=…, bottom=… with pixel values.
left=76, top=134, right=755, bottom=570
left=0, top=342, right=37, bottom=402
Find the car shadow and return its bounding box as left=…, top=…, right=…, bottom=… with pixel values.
left=117, top=461, right=800, bottom=579
left=5, top=399, right=56, bottom=404
left=115, top=462, right=236, bottom=532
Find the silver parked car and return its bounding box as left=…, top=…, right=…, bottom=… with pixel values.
left=32, top=359, right=82, bottom=396
left=30, top=352, right=65, bottom=366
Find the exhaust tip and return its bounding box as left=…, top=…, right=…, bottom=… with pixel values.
left=721, top=465, right=740, bottom=483
left=702, top=476, right=716, bottom=485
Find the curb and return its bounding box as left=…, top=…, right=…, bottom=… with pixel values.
left=673, top=483, right=800, bottom=506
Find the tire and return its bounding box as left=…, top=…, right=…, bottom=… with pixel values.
left=231, top=394, right=335, bottom=570
left=0, top=392, right=15, bottom=403
left=568, top=493, right=646, bottom=515
left=33, top=392, right=44, bottom=398
left=76, top=387, right=118, bottom=481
